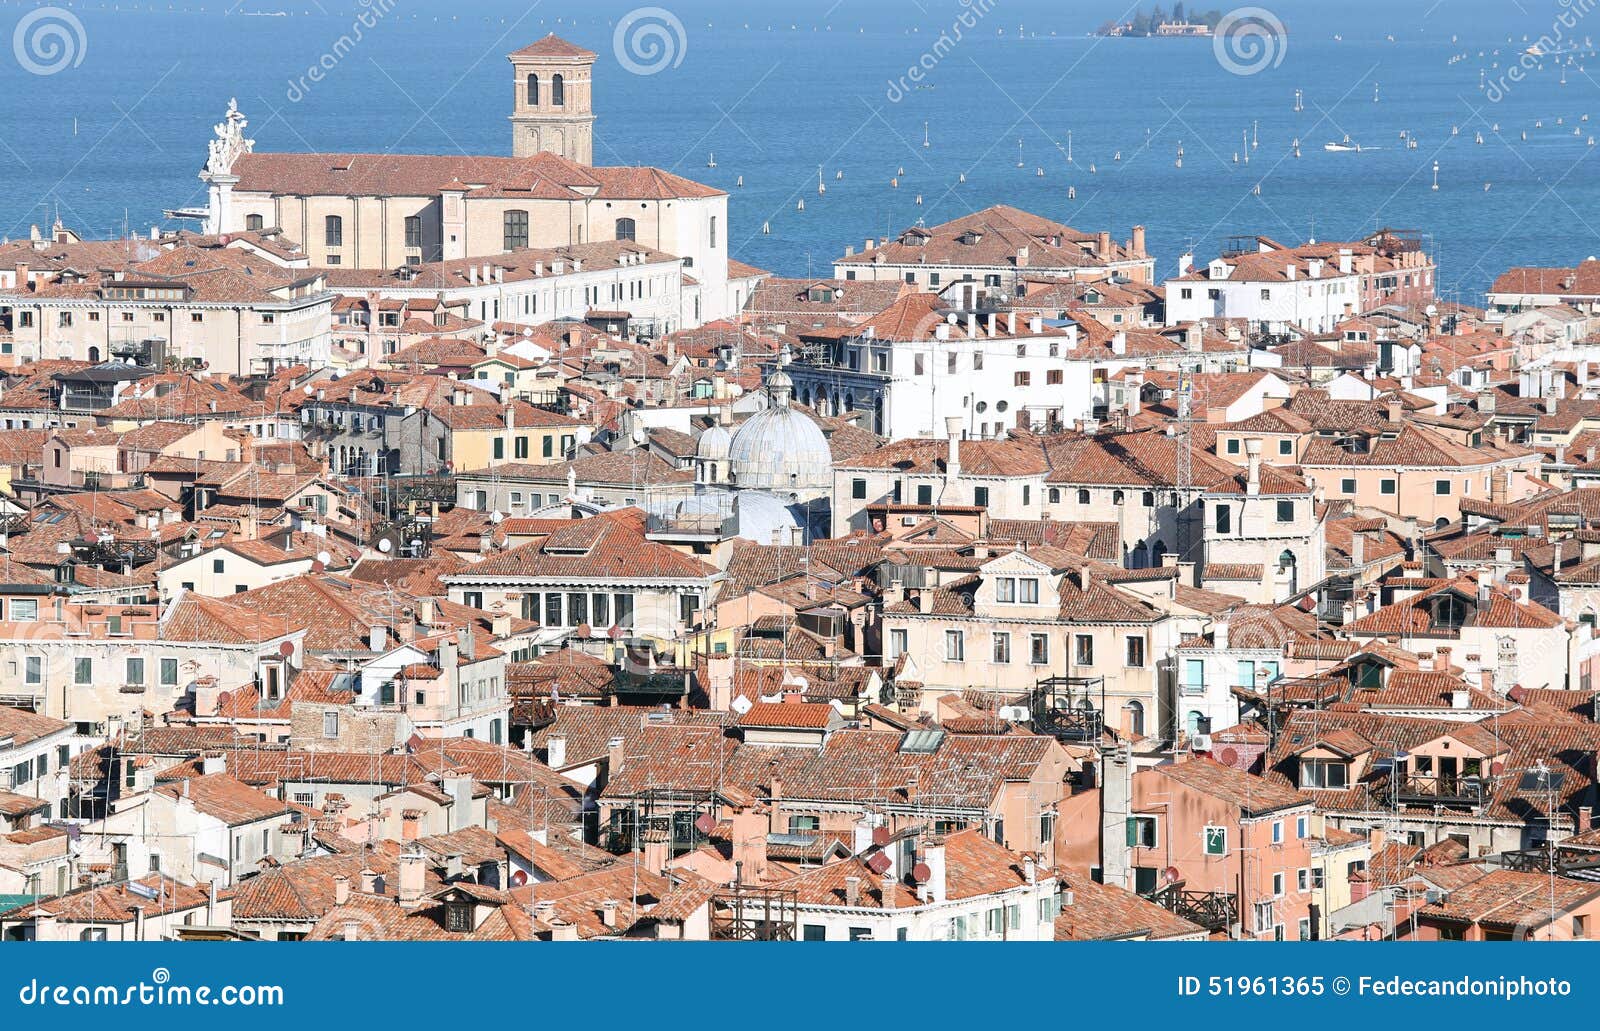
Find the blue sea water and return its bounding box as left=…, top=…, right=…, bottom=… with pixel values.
left=1, top=0, right=1598, bottom=301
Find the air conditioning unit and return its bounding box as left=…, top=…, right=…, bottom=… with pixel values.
left=1424, top=888, right=1445, bottom=904
left=1189, top=734, right=1213, bottom=753
left=997, top=705, right=1030, bottom=722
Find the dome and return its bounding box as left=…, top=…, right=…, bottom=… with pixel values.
left=695, top=422, right=732, bottom=461
left=727, top=372, right=832, bottom=492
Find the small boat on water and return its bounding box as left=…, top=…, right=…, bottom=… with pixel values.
left=1324, top=135, right=1361, bottom=152
left=707, top=152, right=716, bottom=168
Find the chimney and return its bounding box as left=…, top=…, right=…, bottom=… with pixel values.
left=1386, top=398, right=1403, bottom=423
left=1450, top=689, right=1470, bottom=710
left=545, top=734, right=567, bottom=769
left=607, top=735, right=625, bottom=775
left=1097, top=230, right=1113, bottom=260
left=359, top=868, right=379, bottom=893
left=1352, top=531, right=1366, bottom=568
left=844, top=875, right=862, bottom=907
left=1111, top=331, right=1127, bottom=355
left=880, top=874, right=897, bottom=910
left=333, top=873, right=351, bottom=906
left=368, top=624, right=385, bottom=653
left=921, top=842, right=948, bottom=903
left=1245, top=437, right=1262, bottom=495
left=601, top=900, right=618, bottom=928
left=731, top=803, right=769, bottom=882
left=1131, top=224, right=1146, bottom=257
left=397, top=850, right=425, bottom=908
left=1338, top=248, right=1353, bottom=274
left=945, top=415, right=963, bottom=478
left=1547, top=393, right=1559, bottom=415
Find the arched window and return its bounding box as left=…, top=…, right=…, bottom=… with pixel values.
left=1152, top=541, right=1168, bottom=566
left=503, top=210, right=529, bottom=251
left=1122, top=701, right=1145, bottom=738
left=1187, top=711, right=1205, bottom=737
left=551, top=74, right=565, bottom=106
left=615, top=217, right=636, bottom=242
left=1077, top=488, right=1090, bottom=505
left=244, top=213, right=264, bottom=231
left=1112, top=490, right=1125, bottom=506
left=87, top=345, right=100, bottom=363
left=1215, top=504, right=1231, bottom=534
left=1049, top=488, right=1061, bottom=504
left=1130, top=542, right=1147, bottom=568
left=526, top=73, right=539, bottom=105
left=1141, top=490, right=1154, bottom=507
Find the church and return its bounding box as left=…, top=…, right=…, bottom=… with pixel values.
left=198, top=34, right=745, bottom=324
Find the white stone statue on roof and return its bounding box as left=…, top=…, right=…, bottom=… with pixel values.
left=204, top=98, right=254, bottom=177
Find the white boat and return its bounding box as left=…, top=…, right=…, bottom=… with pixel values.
left=1324, top=135, right=1360, bottom=152
left=707, top=152, right=716, bottom=168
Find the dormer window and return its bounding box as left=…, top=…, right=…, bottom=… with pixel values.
left=445, top=901, right=473, bottom=932
left=1300, top=758, right=1349, bottom=789
left=994, top=577, right=1039, bottom=604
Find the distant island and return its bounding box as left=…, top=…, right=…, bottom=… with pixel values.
left=1095, top=5, right=1226, bottom=37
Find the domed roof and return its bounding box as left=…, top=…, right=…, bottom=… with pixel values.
left=727, top=372, right=831, bottom=491
left=696, top=422, right=732, bottom=460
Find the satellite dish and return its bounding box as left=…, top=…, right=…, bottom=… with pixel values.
left=871, top=825, right=892, bottom=848
left=694, top=813, right=717, bottom=835
left=1218, top=746, right=1240, bottom=766
left=377, top=538, right=392, bottom=554
left=911, top=862, right=932, bottom=883
left=730, top=695, right=754, bottom=716
left=510, top=870, right=528, bottom=887
left=1164, top=866, right=1181, bottom=884
left=488, top=510, right=504, bottom=524
left=1491, top=761, right=1506, bottom=776
left=278, top=641, right=295, bottom=658
left=316, top=550, right=331, bottom=566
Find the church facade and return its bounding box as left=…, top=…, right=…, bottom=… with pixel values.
left=199, top=35, right=739, bottom=325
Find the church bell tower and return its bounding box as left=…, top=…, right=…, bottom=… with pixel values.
left=508, top=34, right=596, bottom=165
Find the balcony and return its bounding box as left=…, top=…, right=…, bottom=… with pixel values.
left=1147, top=884, right=1237, bottom=933
left=1387, top=774, right=1490, bottom=807
left=645, top=510, right=737, bottom=539
left=1501, top=845, right=1600, bottom=877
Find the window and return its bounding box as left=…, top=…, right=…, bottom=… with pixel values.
left=1203, top=825, right=1227, bottom=856
left=888, top=628, right=908, bottom=661
left=445, top=903, right=473, bottom=932
left=514, top=436, right=529, bottom=459
left=125, top=657, right=144, bottom=685
left=1380, top=478, right=1397, bottom=495
left=1077, top=488, right=1090, bottom=504
left=404, top=216, right=422, bottom=248
left=74, top=657, right=92, bottom=684
left=1226, top=438, right=1241, bottom=455
left=551, top=73, right=565, bottom=105
left=944, top=630, right=965, bottom=661
left=1047, top=369, right=1063, bottom=385
left=802, top=924, right=827, bottom=941
left=324, top=215, right=342, bottom=247
left=615, top=217, right=636, bottom=242
left=24, top=656, right=41, bottom=685
left=1074, top=634, right=1094, bottom=665
left=991, top=631, right=1013, bottom=663
left=1014, top=371, right=1031, bottom=387
left=1272, top=871, right=1285, bottom=896
left=1341, top=477, right=1356, bottom=495
left=245, top=213, right=264, bottom=231
left=322, top=711, right=339, bottom=738
left=1297, top=815, right=1309, bottom=839
left=916, top=484, right=933, bottom=505
left=1297, top=869, right=1310, bottom=892
left=1299, top=759, right=1349, bottom=788
left=1298, top=917, right=1312, bottom=942
left=1126, top=816, right=1157, bottom=848
left=503, top=210, right=529, bottom=251
left=973, top=486, right=989, bottom=507
left=1435, top=479, right=1451, bottom=495
left=10, top=598, right=36, bottom=622
left=525, top=72, right=539, bottom=104
left=851, top=478, right=866, bottom=499
left=1126, top=636, right=1145, bottom=668
left=709, top=215, right=717, bottom=249
left=1215, top=504, right=1231, bottom=534
left=1278, top=439, right=1293, bottom=456
left=1272, top=821, right=1284, bottom=844
left=1275, top=500, right=1294, bottom=522
left=212, top=558, right=225, bottom=574
left=1029, top=633, right=1049, bottom=665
